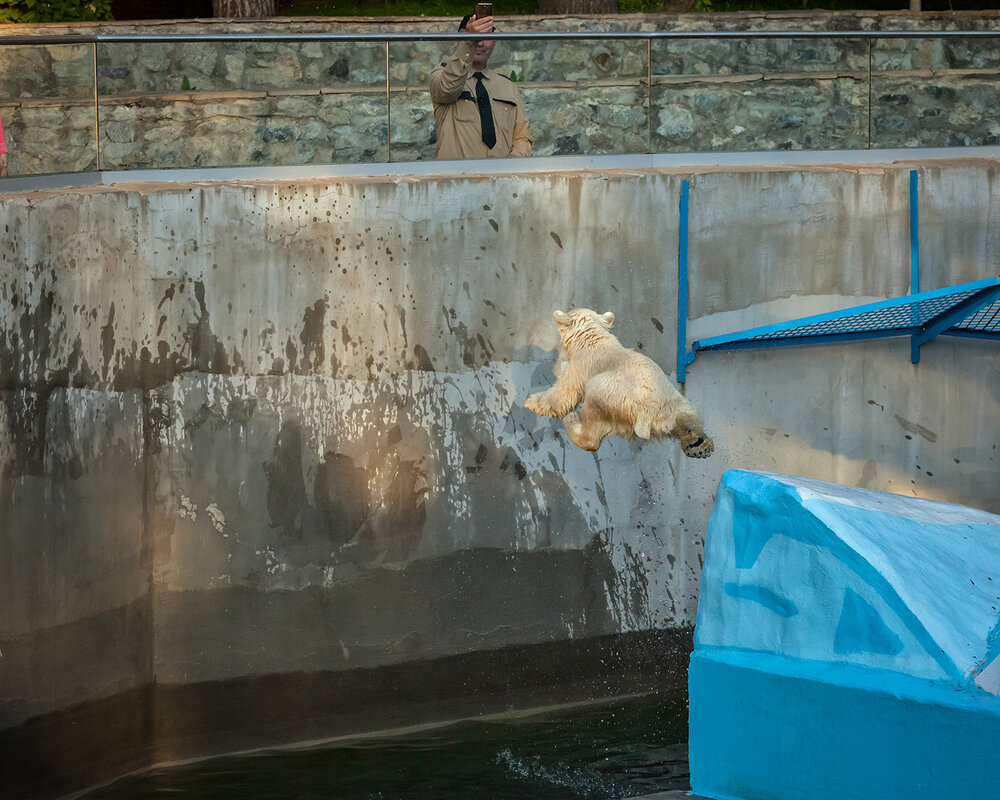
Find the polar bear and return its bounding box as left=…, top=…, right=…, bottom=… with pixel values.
left=525, top=308, right=713, bottom=457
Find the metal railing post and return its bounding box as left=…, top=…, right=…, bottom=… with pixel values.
left=385, top=40, right=391, bottom=163
left=867, top=38, right=873, bottom=150
left=93, top=42, right=101, bottom=171
left=647, top=36, right=652, bottom=156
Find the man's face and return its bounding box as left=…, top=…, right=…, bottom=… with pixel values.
left=471, top=37, right=495, bottom=69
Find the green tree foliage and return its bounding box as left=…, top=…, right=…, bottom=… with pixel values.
left=0, top=0, right=113, bottom=22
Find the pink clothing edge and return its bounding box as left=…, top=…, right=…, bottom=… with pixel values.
left=0, top=115, right=7, bottom=155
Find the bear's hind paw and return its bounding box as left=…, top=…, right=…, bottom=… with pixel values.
left=682, top=434, right=714, bottom=459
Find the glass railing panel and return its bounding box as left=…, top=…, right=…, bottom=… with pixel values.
left=0, top=42, right=96, bottom=177
left=871, top=36, right=1000, bottom=150
left=391, top=35, right=649, bottom=162
left=388, top=39, right=438, bottom=162
left=650, top=36, right=869, bottom=153
left=870, top=33, right=1000, bottom=73
left=652, top=34, right=869, bottom=77
left=526, top=37, right=648, bottom=157
left=97, top=40, right=389, bottom=170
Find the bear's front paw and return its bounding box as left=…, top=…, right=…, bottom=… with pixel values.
left=526, top=391, right=557, bottom=418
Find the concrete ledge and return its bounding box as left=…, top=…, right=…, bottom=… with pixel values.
left=1, top=144, right=999, bottom=196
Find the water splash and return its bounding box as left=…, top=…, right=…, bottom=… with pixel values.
left=496, top=747, right=630, bottom=799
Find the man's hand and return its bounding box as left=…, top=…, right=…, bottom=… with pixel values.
left=0, top=153, right=8, bottom=177
left=464, top=13, right=494, bottom=35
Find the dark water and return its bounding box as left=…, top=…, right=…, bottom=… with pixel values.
left=84, top=693, right=689, bottom=799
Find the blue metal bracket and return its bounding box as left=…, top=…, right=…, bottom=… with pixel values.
left=677, top=179, right=691, bottom=383
left=692, top=277, right=1000, bottom=364
left=909, top=169, right=920, bottom=360
left=910, top=169, right=920, bottom=296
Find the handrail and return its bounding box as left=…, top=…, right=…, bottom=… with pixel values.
left=0, top=29, right=999, bottom=45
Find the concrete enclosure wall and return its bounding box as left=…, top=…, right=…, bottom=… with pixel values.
left=2, top=154, right=1000, bottom=796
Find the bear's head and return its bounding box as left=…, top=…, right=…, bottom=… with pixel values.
left=553, top=308, right=616, bottom=355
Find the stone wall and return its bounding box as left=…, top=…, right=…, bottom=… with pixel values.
left=2, top=11, right=1000, bottom=172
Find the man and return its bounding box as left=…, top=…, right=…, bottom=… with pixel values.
left=429, top=12, right=532, bottom=160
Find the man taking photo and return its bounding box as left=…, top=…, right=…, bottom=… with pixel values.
left=429, top=10, right=533, bottom=160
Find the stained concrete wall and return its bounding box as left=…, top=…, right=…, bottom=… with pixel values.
left=2, top=153, right=1000, bottom=796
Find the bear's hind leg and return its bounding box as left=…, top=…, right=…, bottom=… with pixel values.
left=563, top=412, right=604, bottom=452
left=563, top=399, right=614, bottom=452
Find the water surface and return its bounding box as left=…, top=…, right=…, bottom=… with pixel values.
left=84, top=692, right=689, bottom=799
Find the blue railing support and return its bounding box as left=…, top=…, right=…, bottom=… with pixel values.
left=909, top=169, right=920, bottom=295
left=677, top=179, right=692, bottom=383
left=909, top=169, right=921, bottom=360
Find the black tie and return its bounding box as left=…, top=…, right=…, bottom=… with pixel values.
left=473, top=71, right=496, bottom=150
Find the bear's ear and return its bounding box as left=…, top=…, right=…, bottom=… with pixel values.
left=553, top=310, right=572, bottom=326
left=601, top=312, right=615, bottom=328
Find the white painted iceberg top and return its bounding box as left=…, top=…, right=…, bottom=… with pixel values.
left=696, top=470, right=1000, bottom=694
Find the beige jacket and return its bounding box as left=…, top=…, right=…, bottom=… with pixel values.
left=429, top=42, right=533, bottom=160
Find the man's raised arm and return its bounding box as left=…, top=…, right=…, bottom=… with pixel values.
left=429, top=14, right=494, bottom=104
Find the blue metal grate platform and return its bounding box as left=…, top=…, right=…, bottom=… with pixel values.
left=949, top=297, right=1000, bottom=338
left=688, top=277, right=1000, bottom=366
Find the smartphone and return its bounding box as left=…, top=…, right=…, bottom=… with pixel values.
left=476, top=2, right=493, bottom=17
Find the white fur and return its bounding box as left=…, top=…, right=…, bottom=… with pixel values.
left=525, top=308, right=713, bottom=456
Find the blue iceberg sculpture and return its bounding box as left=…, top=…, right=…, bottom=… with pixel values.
left=690, top=470, right=1000, bottom=800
